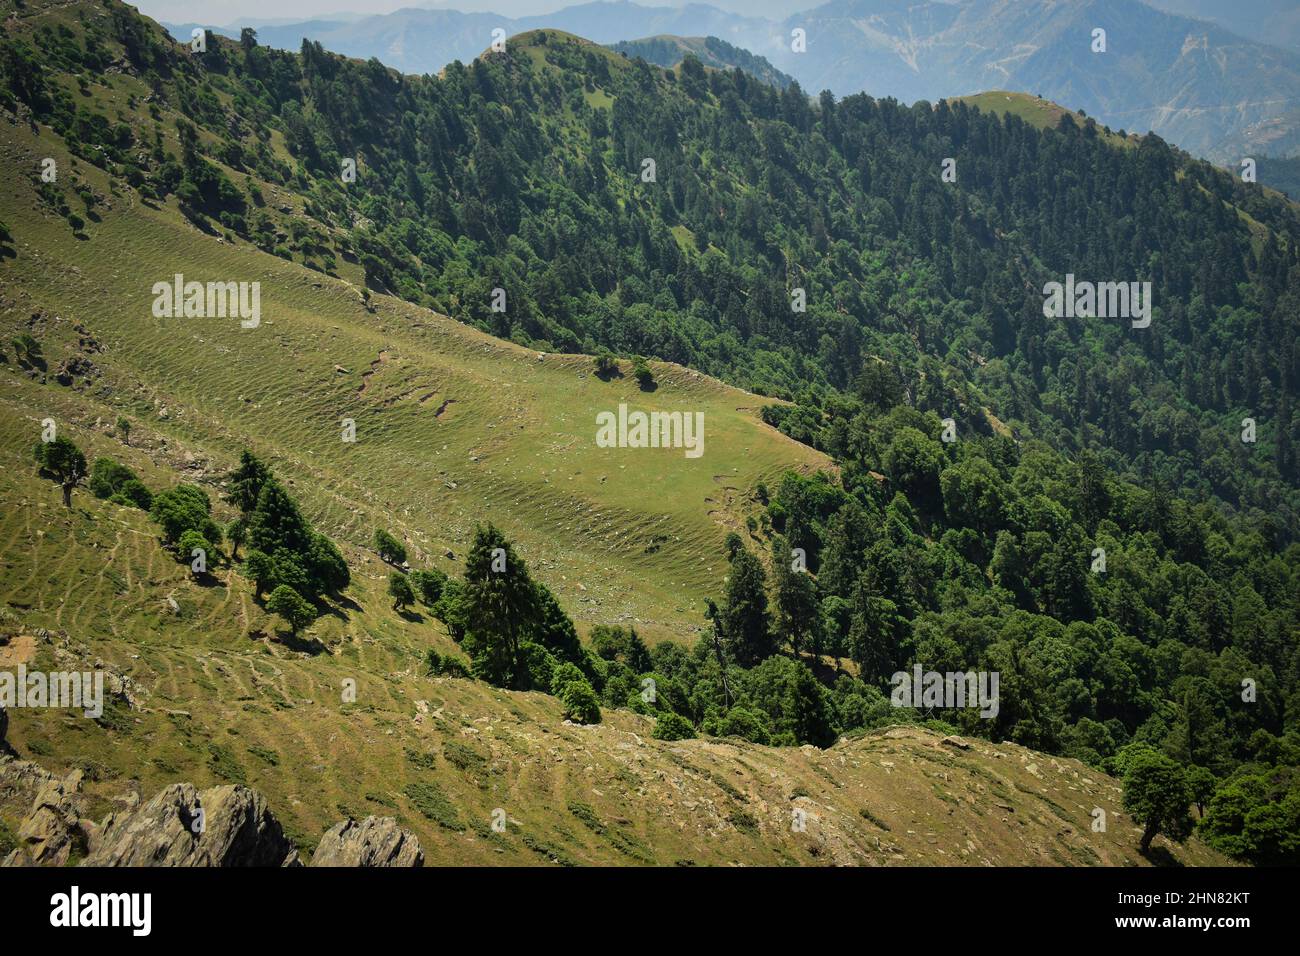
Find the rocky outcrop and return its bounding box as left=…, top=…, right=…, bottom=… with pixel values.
left=311, top=816, right=424, bottom=867
left=84, top=783, right=300, bottom=867
left=2, top=757, right=414, bottom=868
left=0, top=757, right=89, bottom=866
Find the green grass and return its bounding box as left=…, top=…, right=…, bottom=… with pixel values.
left=404, top=782, right=465, bottom=831
left=951, top=92, right=1134, bottom=149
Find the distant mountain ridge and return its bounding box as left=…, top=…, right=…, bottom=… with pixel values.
left=165, top=3, right=771, bottom=78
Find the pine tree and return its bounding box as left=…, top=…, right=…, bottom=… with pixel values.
left=461, top=524, right=540, bottom=688
left=721, top=547, right=773, bottom=666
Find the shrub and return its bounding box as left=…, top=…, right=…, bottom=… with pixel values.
left=425, top=649, right=473, bottom=679
left=633, top=357, right=654, bottom=387
left=89, top=457, right=138, bottom=499
left=112, top=478, right=152, bottom=510
left=150, top=484, right=220, bottom=545
left=550, top=661, right=586, bottom=696
left=593, top=352, right=618, bottom=378
left=715, top=706, right=771, bottom=745
left=404, top=782, right=464, bottom=830
left=373, top=528, right=406, bottom=564
left=177, top=529, right=213, bottom=575
left=559, top=679, right=602, bottom=724
left=389, top=571, right=414, bottom=611
left=410, top=568, right=447, bottom=605
left=265, top=584, right=315, bottom=636
left=520, top=641, right=557, bottom=692
left=653, top=712, right=696, bottom=741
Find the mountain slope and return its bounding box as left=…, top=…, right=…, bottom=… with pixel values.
left=0, top=514, right=1231, bottom=868
left=1149, top=0, right=1300, bottom=54
left=609, top=35, right=796, bottom=89
left=0, top=114, right=827, bottom=645
left=9, top=0, right=1300, bottom=533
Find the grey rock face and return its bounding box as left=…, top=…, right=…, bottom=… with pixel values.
left=311, top=816, right=424, bottom=867
left=84, top=783, right=300, bottom=867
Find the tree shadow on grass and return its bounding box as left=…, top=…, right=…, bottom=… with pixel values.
left=1140, top=845, right=1184, bottom=867
left=275, top=630, right=328, bottom=656
left=396, top=607, right=425, bottom=623
left=319, top=594, right=355, bottom=624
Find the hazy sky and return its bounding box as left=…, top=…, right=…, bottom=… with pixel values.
left=134, top=0, right=814, bottom=26
left=137, top=2, right=588, bottom=23
left=137, top=0, right=672, bottom=24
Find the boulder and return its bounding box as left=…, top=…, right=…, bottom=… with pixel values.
left=311, top=816, right=424, bottom=867
left=11, top=767, right=87, bottom=865
left=84, top=783, right=300, bottom=867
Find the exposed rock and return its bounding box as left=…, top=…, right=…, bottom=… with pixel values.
left=84, top=783, right=301, bottom=867
left=941, top=736, right=971, bottom=750
left=8, top=764, right=88, bottom=865
left=311, top=817, right=424, bottom=867
left=53, top=355, right=98, bottom=386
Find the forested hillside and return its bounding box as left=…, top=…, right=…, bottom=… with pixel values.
left=7, top=11, right=1295, bottom=525
left=1, top=0, right=1298, bottom=865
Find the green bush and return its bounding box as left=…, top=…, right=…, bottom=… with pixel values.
left=110, top=478, right=152, bottom=510
left=410, top=567, right=447, bottom=605
left=520, top=641, right=557, bottom=692
left=425, top=649, right=473, bottom=679
left=593, top=352, right=618, bottom=378
left=177, top=529, right=213, bottom=574
left=559, top=679, right=602, bottom=724
left=653, top=712, right=696, bottom=741
left=373, top=528, right=406, bottom=564
left=89, top=457, right=138, bottom=499
left=150, top=484, right=220, bottom=545
left=550, top=661, right=586, bottom=696
left=265, top=584, right=315, bottom=636
left=633, top=357, right=654, bottom=387
left=713, top=706, right=771, bottom=745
